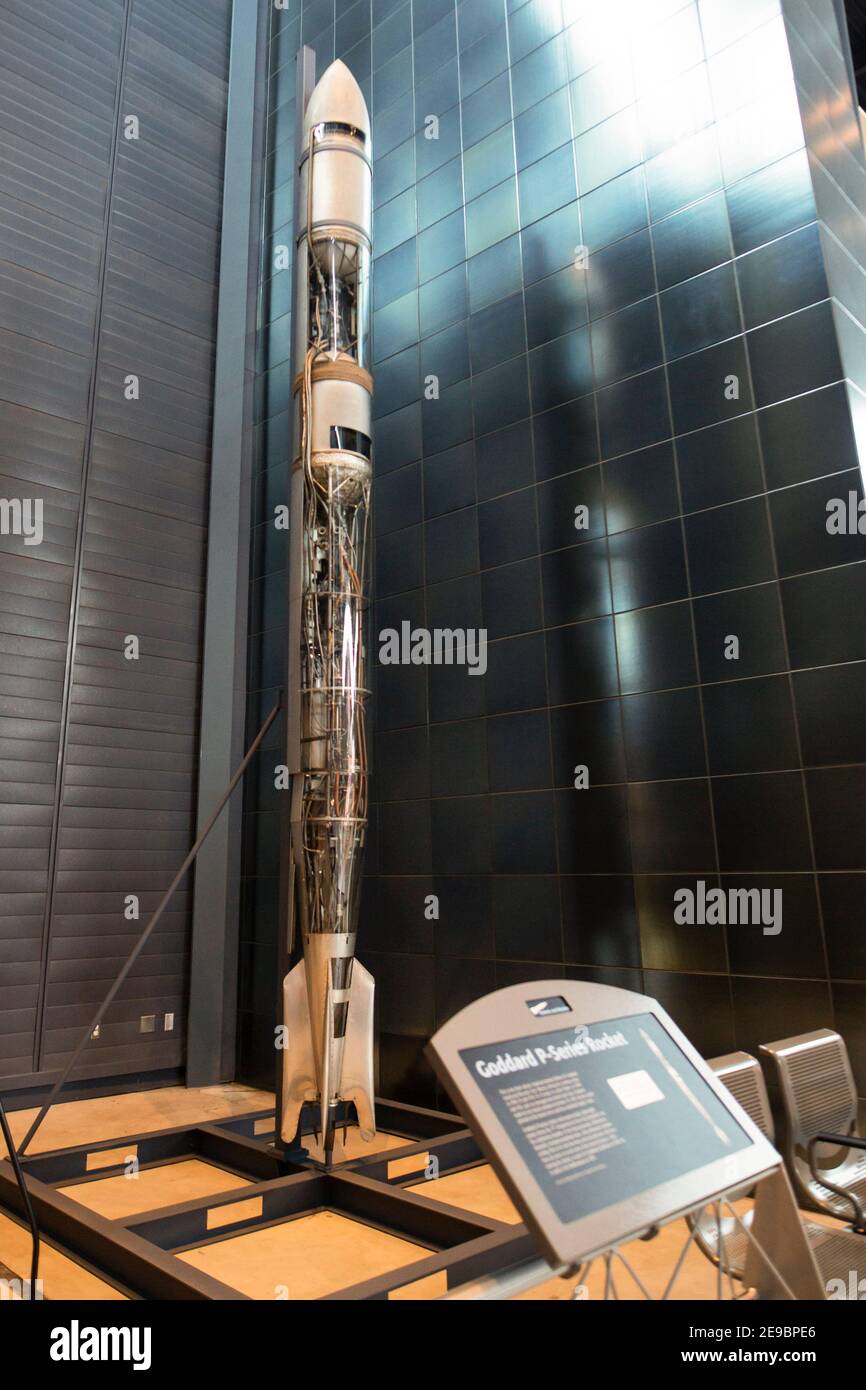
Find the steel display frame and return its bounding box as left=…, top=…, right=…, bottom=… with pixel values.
left=0, top=1101, right=537, bottom=1300
left=0, top=1094, right=825, bottom=1301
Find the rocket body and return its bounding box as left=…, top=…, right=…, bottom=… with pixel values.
left=280, top=61, right=375, bottom=1161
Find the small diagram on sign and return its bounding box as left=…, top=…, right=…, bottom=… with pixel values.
left=607, top=1070, right=666, bottom=1111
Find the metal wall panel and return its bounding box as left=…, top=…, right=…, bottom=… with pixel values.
left=0, top=0, right=116, bottom=1082
left=0, top=0, right=231, bottom=1089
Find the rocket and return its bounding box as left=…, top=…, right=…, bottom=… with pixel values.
left=279, top=60, right=376, bottom=1164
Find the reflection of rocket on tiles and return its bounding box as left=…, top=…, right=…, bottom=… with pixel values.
left=639, top=1028, right=731, bottom=1146
left=280, top=60, right=375, bottom=1165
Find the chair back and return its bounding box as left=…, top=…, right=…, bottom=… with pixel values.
left=760, top=1029, right=859, bottom=1215
left=710, top=1051, right=775, bottom=1141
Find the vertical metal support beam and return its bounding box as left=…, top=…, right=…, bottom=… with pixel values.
left=275, top=45, right=317, bottom=1143
left=187, top=0, right=267, bottom=1085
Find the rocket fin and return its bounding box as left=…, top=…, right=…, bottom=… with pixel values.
left=341, top=960, right=376, bottom=1141
left=320, top=988, right=333, bottom=1157
left=279, top=959, right=317, bottom=1145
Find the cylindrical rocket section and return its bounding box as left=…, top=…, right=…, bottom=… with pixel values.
left=289, top=61, right=374, bottom=1159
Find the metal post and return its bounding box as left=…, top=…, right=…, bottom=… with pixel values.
left=187, top=0, right=266, bottom=1084
left=274, top=44, right=317, bottom=1149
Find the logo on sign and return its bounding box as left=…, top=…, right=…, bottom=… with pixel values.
left=526, top=997, right=570, bottom=1018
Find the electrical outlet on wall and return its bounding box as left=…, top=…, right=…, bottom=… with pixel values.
left=164, top=1012, right=174, bottom=1031
left=140, top=1014, right=156, bottom=1034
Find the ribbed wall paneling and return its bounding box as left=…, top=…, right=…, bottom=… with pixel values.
left=0, top=0, right=231, bottom=1087
left=0, top=0, right=121, bottom=1078
left=36, top=0, right=232, bottom=1081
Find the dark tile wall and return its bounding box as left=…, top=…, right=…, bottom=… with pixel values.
left=239, top=0, right=866, bottom=1103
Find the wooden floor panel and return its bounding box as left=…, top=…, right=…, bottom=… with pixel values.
left=179, top=1210, right=431, bottom=1300
left=407, top=1163, right=521, bottom=1225
left=1, top=1083, right=273, bottom=1157
left=0, top=1211, right=127, bottom=1301
left=58, top=1158, right=252, bottom=1220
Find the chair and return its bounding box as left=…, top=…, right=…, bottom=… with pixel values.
left=688, top=1052, right=773, bottom=1278
left=760, top=1029, right=866, bottom=1231
left=691, top=1051, right=865, bottom=1292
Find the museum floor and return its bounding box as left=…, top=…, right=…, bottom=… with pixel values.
left=0, top=1084, right=833, bottom=1301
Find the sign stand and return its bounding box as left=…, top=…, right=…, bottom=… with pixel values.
left=427, top=980, right=824, bottom=1301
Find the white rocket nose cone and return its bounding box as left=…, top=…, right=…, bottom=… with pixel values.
left=303, top=59, right=371, bottom=146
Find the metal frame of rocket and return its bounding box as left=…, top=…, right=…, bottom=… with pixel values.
left=279, top=59, right=377, bottom=1165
